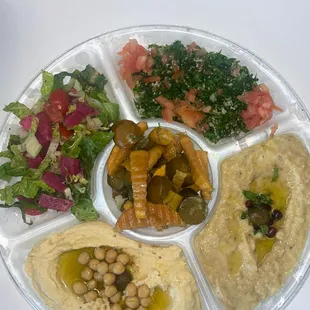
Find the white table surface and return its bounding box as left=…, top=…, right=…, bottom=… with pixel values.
left=1, top=0, right=310, bottom=309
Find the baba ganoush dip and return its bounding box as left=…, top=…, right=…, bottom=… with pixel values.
left=195, top=134, right=310, bottom=309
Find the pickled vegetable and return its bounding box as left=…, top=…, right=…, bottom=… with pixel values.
left=179, top=188, right=199, bottom=199
left=114, top=270, right=133, bottom=291
left=107, top=169, right=131, bottom=191
left=180, top=136, right=212, bottom=197
left=149, top=127, right=174, bottom=145
left=166, top=155, right=192, bottom=186
left=153, top=165, right=166, bottom=177
left=248, top=206, right=271, bottom=226
left=130, top=150, right=149, bottom=219
left=147, top=176, right=172, bottom=204
left=107, top=145, right=130, bottom=176
left=178, top=196, right=207, bottom=224
left=163, top=141, right=177, bottom=162
left=172, top=169, right=189, bottom=192
left=113, top=120, right=142, bottom=148
left=163, top=190, right=183, bottom=211
left=148, top=145, right=165, bottom=170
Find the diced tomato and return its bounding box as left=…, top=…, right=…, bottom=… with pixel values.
left=118, top=40, right=155, bottom=89
left=175, top=106, right=205, bottom=129
left=200, top=106, right=212, bottom=113
left=172, top=70, right=184, bottom=81
left=143, top=76, right=161, bottom=83
left=187, top=42, right=197, bottom=54
left=136, top=55, right=147, bottom=71
left=155, top=96, right=175, bottom=110
left=24, top=208, right=44, bottom=216
left=49, top=89, right=70, bottom=115
left=59, top=125, right=73, bottom=140
left=270, top=123, right=278, bottom=137
left=44, top=103, right=63, bottom=123
left=185, top=91, right=196, bottom=103
left=162, top=108, right=175, bottom=123
left=239, top=84, right=282, bottom=130
left=272, top=105, right=284, bottom=112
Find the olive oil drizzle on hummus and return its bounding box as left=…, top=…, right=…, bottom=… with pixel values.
left=250, top=177, right=289, bottom=264
left=57, top=247, right=171, bottom=309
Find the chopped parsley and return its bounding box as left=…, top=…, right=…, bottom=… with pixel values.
left=243, top=190, right=273, bottom=205
left=132, top=41, right=258, bottom=143
left=271, top=167, right=279, bottom=182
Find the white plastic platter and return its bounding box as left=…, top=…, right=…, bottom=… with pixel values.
left=0, top=25, right=310, bottom=310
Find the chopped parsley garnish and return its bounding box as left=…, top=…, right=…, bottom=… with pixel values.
left=133, top=41, right=258, bottom=143
left=240, top=210, right=248, bottom=219
left=243, top=190, right=273, bottom=205
left=271, top=167, right=279, bottom=182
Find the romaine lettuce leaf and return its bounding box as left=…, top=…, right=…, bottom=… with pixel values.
left=0, top=151, right=13, bottom=159
left=4, top=102, right=31, bottom=119
left=0, top=177, right=55, bottom=205
left=41, top=70, right=54, bottom=96
left=79, top=131, right=113, bottom=176
left=71, top=198, right=99, bottom=221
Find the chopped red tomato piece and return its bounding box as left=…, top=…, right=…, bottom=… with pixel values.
left=155, top=96, right=175, bottom=110
left=162, top=108, right=175, bottom=123
left=239, top=84, right=282, bottom=130
left=44, top=103, right=63, bottom=123
left=59, top=125, right=73, bottom=140
left=143, top=76, right=161, bottom=83
left=49, top=89, right=70, bottom=115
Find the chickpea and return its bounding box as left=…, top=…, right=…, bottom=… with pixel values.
left=125, top=283, right=137, bottom=297
left=84, top=290, right=98, bottom=303
left=93, top=272, right=103, bottom=282
left=140, top=297, right=151, bottom=307
left=111, top=304, right=122, bottom=310
left=94, top=246, right=106, bottom=260
left=99, top=288, right=106, bottom=297
left=72, top=281, right=87, bottom=295
left=106, top=249, right=118, bottom=263
left=97, top=261, right=109, bottom=275
left=81, top=267, right=93, bottom=281
left=137, top=284, right=150, bottom=298
left=116, top=253, right=130, bottom=266
left=103, top=273, right=116, bottom=286
left=87, top=279, right=97, bottom=290
left=110, top=291, right=122, bottom=303
left=77, top=251, right=90, bottom=265
left=109, top=263, right=115, bottom=273
left=105, top=285, right=118, bottom=298
left=125, top=296, right=140, bottom=309
left=88, top=258, right=100, bottom=271
left=137, top=307, right=147, bottom=310
left=112, top=262, right=125, bottom=275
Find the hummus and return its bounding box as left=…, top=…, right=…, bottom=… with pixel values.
left=25, top=221, right=200, bottom=310
left=195, top=134, right=310, bottom=309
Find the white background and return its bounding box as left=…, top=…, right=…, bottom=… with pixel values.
left=0, top=0, right=310, bottom=309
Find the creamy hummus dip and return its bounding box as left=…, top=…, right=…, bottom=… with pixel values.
left=25, top=221, right=200, bottom=310
left=195, top=134, right=310, bottom=309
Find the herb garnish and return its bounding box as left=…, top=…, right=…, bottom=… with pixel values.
left=243, top=190, right=273, bottom=205
left=271, top=167, right=279, bottom=182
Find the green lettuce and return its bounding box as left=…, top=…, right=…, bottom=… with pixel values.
left=0, top=178, right=55, bottom=205
left=0, top=151, right=13, bottom=159
left=41, top=70, right=54, bottom=96
left=71, top=198, right=99, bottom=221
left=79, top=131, right=113, bottom=176
left=4, top=102, right=31, bottom=119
